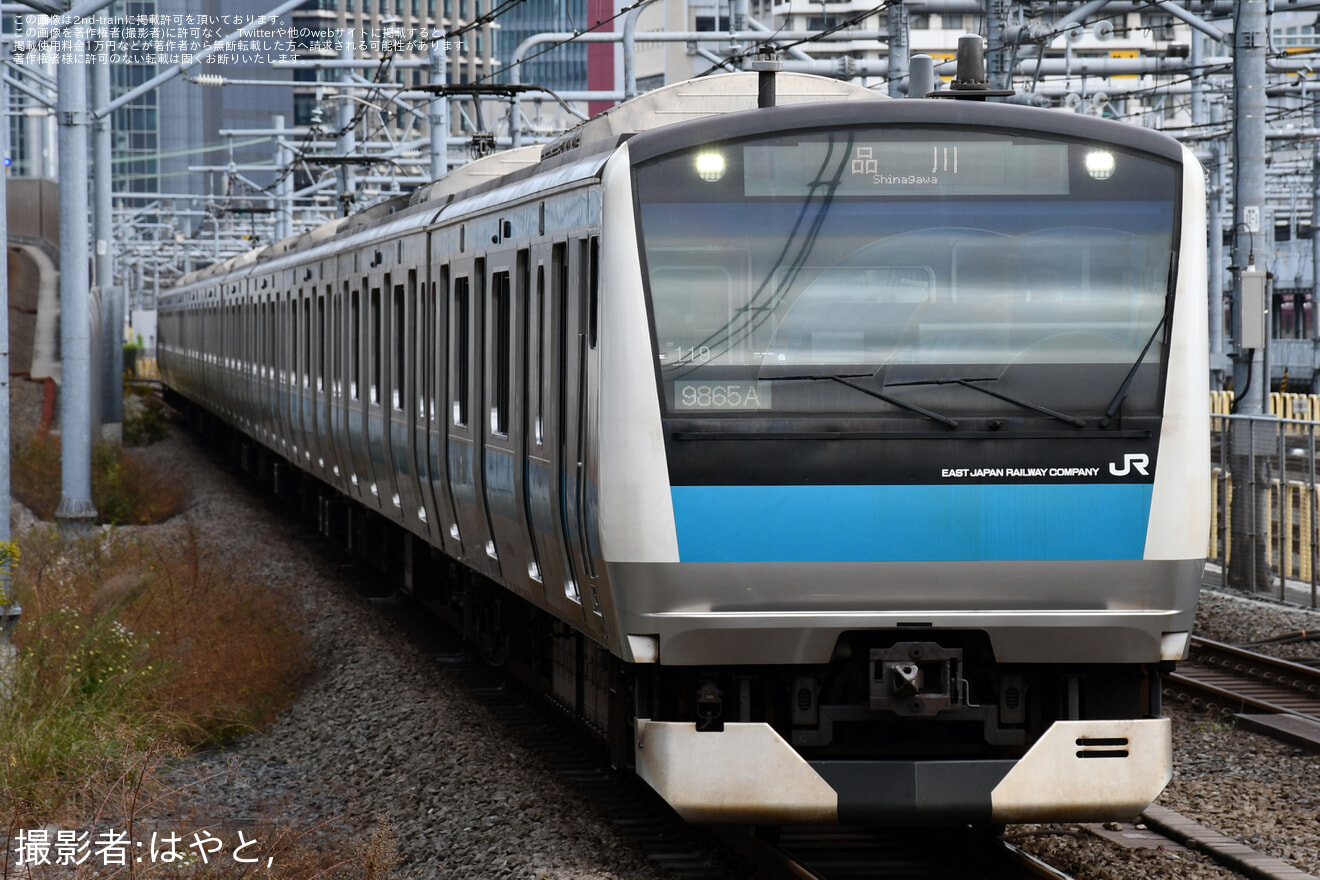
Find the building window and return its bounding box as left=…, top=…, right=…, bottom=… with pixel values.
left=695, top=16, right=730, bottom=31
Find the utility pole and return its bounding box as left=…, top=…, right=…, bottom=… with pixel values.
left=985, top=0, right=1013, bottom=92
left=1208, top=99, right=1225, bottom=389
left=338, top=29, right=358, bottom=214
left=94, top=28, right=122, bottom=441
left=1228, top=0, right=1270, bottom=591
left=887, top=1, right=908, bottom=97
left=429, top=32, right=448, bottom=181
left=274, top=115, right=292, bottom=243
left=54, top=23, right=96, bottom=530
left=1232, top=0, right=1268, bottom=416
left=0, top=36, right=15, bottom=627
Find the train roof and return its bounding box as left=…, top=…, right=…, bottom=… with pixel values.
left=540, top=72, right=881, bottom=160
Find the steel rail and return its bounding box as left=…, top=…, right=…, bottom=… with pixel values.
left=1167, top=636, right=1320, bottom=718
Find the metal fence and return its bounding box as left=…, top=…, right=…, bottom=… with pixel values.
left=1211, top=403, right=1320, bottom=609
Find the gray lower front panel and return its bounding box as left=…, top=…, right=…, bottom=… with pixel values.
left=609, top=559, right=1202, bottom=664
left=812, top=760, right=1017, bottom=826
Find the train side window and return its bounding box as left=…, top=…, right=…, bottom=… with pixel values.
left=288, top=295, right=297, bottom=385
left=277, top=297, right=284, bottom=383
left=393, top=283, right=405, bottom=411
left=553, top=241, right=567, bottom=430
left=371, top=287, right=382, bottom=405
left=535, top=264, right=545, bottom=446
left=412, top=271, right=424, bottom=417
left=517, top=250, right=529, bottom=424
left=588, top=236, right=599, bottom=349
left=491, top=270, right=511, bottom=436
left=264, top=301, right=272, bottom=378
left=453, top=276, right=470, bottom=427
left=266, top=301, right=273, bottom=379
left=275, top=298, right=283, bottom=383
left=303, top=294, right=312, bottom=389
left=350, top=289, right=360, bottom=400
left=433, top=267, right=446, bottom=420
left=317, top=292, right=326, bottom=393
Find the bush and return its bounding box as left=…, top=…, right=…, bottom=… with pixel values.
left=123, top=382, right=173, bottom=447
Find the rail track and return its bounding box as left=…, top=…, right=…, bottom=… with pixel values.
left=1166, top=636, right=1320, bottom=718
left=710, top=824, right=1072, bottom=880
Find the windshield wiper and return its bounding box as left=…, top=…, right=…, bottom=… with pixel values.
left=1100, top=314, right=1167, bottom=428
left=886, top=376, right=1087, bottom=429
left=764, top=372, right=959, bottom=429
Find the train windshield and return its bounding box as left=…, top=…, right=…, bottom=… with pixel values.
left=632, top=126, right=1180, bottom=423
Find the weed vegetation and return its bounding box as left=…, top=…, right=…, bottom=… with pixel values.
left=11, top=438, right=189, bottom=526
left=1, top=387, right=400, bottom=877
left=1, top=524, right=308, bottom=822
left=12, top=384, right=184, bottom=525
left=123, top=381, right=173, bottom=447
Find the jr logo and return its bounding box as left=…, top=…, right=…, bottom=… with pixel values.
left=1109, top=453, right=1150, bottom=477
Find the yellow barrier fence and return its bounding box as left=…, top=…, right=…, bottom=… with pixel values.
left=134, top=357, right=160, bottom=380
left=1209, top=467, right=1231, bottom=565
left=1215, top=472, right=1320, bottom=581
left=1208, top=402, right=1320, bottom=595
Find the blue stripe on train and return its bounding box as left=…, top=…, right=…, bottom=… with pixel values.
left=670, top=483, right=1154, bottom=562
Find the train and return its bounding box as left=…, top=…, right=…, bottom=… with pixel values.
left=159, top=70, right=1209, bottom=827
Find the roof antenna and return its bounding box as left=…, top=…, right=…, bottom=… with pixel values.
left=928, top=35, right=1015, bottom=100
left=909, top=54, right=936, bottom=98
left=751, top=48, right=781, bottom=108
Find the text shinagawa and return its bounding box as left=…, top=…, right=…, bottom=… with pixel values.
left=874, top=174, right=939, bottom=185
left=940, top=467, right=1102, bottom=478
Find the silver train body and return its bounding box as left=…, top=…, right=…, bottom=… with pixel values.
left=160, top=73, right=1208, bottom=826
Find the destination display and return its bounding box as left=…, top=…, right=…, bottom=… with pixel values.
left=742, top=140, right=1073, bottom=197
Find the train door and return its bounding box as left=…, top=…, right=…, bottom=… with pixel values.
left=297, top=288, right=315, bottom=470
left=289, top=290, right=301, bottom=462
left=427, top=259, right=462, bottom=559
left=388, top=265, right=422, bottom=533
left=372, top=275, right=391, bottom=512
left=347, top=278, right=374, bottom=504
left=276, top=286, right=294, bottom=459
left=482, top=251, right=536, bottom=602
left=524, top=249, right=571, bottom=617
left=261, top=294, right=273, bottom=448
left=447, top=256, right=500, bottom=578
left=313, top=285, right=330, bottom=479
left=257, top=296, right=268, bottom=444
left=561, top=237, right=607, bottom=639
left=410, top=267, right=438, bottom=540
left=365, top=275, right=389, bottom=511
left=330, top=281, right=353, bottom=496
left=243, top=285, right=256, bottom=433
left=288, top=287, right=303, bottom=463
left=293, top=288, right=308, bottom=466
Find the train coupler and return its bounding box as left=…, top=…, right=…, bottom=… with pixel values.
left=870, top=641, right=966, bottom=716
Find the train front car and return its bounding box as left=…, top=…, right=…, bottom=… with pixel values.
left=596, top=100, right=1207, bottom=825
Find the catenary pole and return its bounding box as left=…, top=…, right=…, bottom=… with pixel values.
left=1228, top=0, right=1270, bottom=591
left=428, top=32, right=447, bottom=181
left=94, top=27, right=122, bottom=437
left=887, top=1, right=908, bottom=97
left=0, top=35, right=14, bottom=624
left=55, top=23, right=95, bottom=529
